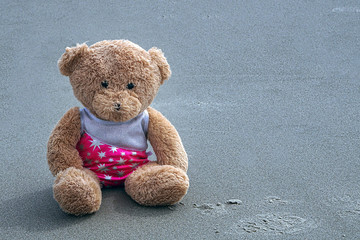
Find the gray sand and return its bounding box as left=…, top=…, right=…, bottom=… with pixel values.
left=1, top=1, right=359, bottom=239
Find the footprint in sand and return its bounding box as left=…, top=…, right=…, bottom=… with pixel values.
left=326, top=195, right=360, bottom=217
left=265, top=196, right=288, bottom=205
left=192, top=199, right=243, bottom=215
left=236, top=212, right=317, bottom=235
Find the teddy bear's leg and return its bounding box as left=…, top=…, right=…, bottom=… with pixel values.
left=124, top=162, right=189, bottom=206
left=53, top=167, right=102, bottom=216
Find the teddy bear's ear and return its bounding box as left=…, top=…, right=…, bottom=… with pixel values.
left=58, top=43, right=89, bottom=76
left=148, top=47, right=171, bottom=84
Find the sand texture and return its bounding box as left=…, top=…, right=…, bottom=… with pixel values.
left=0, top=0, right=359, bottom=239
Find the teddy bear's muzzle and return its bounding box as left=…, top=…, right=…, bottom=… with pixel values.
left=114, top=102, right=121, bottom=111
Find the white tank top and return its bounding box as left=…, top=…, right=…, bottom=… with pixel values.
left=80, top=108, right=149, bottom=151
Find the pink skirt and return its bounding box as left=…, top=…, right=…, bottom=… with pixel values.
left=76, top=132, right=150, bottom=187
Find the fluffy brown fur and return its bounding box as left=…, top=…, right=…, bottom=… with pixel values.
left=147, top=107, right=188, bottom=172
left=48, top=40, right=189, bottom=215
left=47, top=107, right=82, bottom=176
left=125, top=162, right=189, bottom=206
left=53, top=167, right=102, bottom=215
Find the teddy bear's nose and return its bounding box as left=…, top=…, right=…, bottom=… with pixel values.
left=114, top=103, right=121, bottom=111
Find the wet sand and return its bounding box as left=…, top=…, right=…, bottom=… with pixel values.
left=1, top=1, right=359, bottom=239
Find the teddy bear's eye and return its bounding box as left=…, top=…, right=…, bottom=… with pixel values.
left=127, top=83, right=135, bottom=90
left=101, top=80, right=109, bottom=88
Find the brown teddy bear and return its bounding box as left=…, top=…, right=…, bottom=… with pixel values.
left=47, top=40, right=189, bottom=215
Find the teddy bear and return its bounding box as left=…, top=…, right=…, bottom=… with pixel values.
left=47, top=40, right=189, bottom=216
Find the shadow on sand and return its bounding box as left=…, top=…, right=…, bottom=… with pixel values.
left=0, top=187, right=176, bottom=232
left=0, top=188, right=91, bottom=232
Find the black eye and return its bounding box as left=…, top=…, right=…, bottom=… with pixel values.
left=127, top=83, right=135, bottom=90
left=101, top=80, right=109, bottom=88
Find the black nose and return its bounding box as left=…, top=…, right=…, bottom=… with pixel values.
left=114, top=103, right=121, bottom=111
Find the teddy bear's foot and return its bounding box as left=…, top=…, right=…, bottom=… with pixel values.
left=53, top=167, right=102, bottom=216
left=125, top=162, right=189, bottom=206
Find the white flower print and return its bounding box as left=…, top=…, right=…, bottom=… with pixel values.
left=109, top=146, right=118, bottom=153
left=98, top=151, right=106, bottom=159
left=89, top=139, right=103, bottom=151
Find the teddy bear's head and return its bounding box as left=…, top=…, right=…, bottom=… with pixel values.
left=58, top=40, right=171, bottom=122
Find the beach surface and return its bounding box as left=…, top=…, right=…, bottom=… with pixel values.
left=1, top=0, right=359, bottom=239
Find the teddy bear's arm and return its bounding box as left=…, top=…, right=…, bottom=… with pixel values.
left=47, top=107, right=83, bottom=176
left=147, top=107, right=188, bottom=172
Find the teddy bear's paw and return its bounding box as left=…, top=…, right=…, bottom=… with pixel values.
left=53, top=167, right=102, bottom=216
left=125, top=163, right=189, bottom=206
